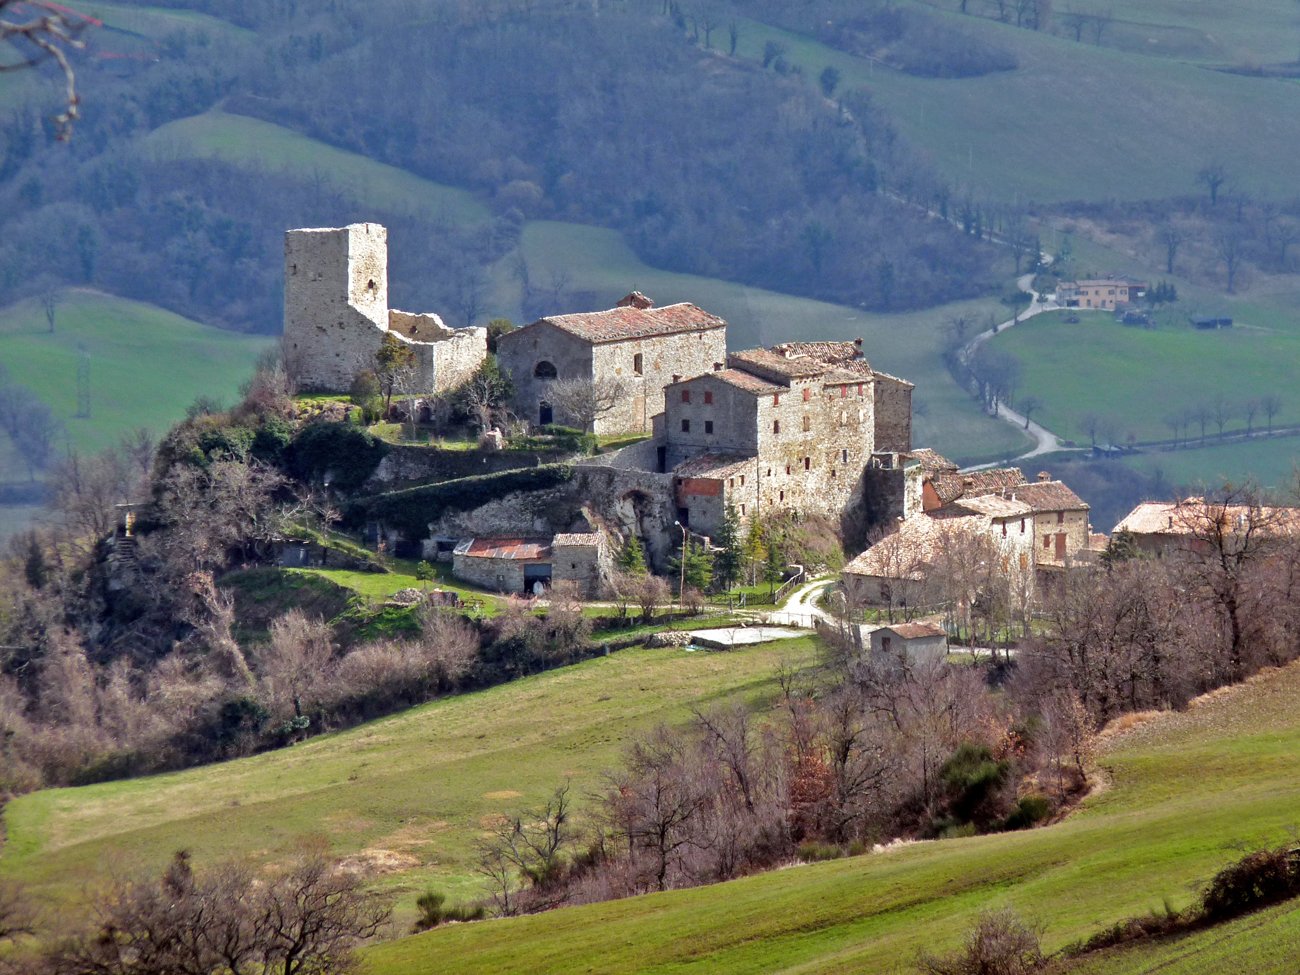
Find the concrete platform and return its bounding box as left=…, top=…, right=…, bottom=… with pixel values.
left=688, top=626, right=808, bottom=649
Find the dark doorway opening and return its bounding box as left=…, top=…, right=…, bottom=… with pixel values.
left=539, top=401, right=553, bottom=425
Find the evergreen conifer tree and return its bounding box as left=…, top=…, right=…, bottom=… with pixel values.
left=618, top=534, right=648, bottom=575
left=712, top=502, right=744, bottom=592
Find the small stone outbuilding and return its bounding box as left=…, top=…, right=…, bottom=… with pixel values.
left=451, top=533, right=608, bottom=597
left=859, top=621, right=948, bottom=661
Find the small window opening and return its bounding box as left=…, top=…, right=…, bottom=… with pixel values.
left=633, top=353, right=643, bottom=375
left=681, top=419, right=690, bottom=432
left=705, top=420, right=714, bottom=434
left=704, top=391, right=713, bottom=405
left=681, top=390, right=691, bottom=403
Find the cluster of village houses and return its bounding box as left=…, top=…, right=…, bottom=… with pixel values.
left=280, top=224, right=1282, bottom=632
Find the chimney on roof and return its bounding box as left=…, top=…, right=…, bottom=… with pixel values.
left=713, top=361, right=723, bottom=371
left=1038, top=471, right=1051, bottom=482
left=617, top=291, right=653, bottom=309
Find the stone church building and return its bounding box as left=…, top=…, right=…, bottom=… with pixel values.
left=495, top=291, right=727, bottom=435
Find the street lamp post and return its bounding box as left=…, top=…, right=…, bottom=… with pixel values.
left=673, top=520, right=688, bottom=609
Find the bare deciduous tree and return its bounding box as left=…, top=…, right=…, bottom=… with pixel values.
left=544, top=376, right=628, bottom=432
left=0, top=0, right=94, bottom=139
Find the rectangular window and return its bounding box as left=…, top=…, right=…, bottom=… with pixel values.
left=728, top=478, right=734, bottom=488
left=830, top=469, right=837, bottom=478
left=767, top=468, right=772, bottom=477
left=779, top=490, right=785, bottom=502
left=773, top=420, right=781, bottom=434
left=1020, top=519, right=1026, bottom=533
left=785, top=464, right=791, bottom=475
left=681, top=419, right=690, bottom=432
left=681, top=390, right=691, bottom=403
left=1044, top=535, right=1051, bottom=550
left=802, top=388, right=811, bottom=402
left=703, top=391, right=713, bottom=405
left=633, top=353, right=643, bottom=376
left=739, top=475, right=745, bottom=486
left=773, top=393, right=780, bottom=406
left=857, top=383, right=864, bottom=396
left=1002, top=523, right=1007, bottom=537
left=804, top=457, right=811, bottom=470
left=740, top=504, right=746, bottom=516
left=840, top=386, right=848, bottom=399
left=802, top=415, right=811, bottom=432
left=705, top=420, right=714, bottom=434
left=842, top=449, right=848, bottom=463
left=1057, top=511, right=1064, bottom=524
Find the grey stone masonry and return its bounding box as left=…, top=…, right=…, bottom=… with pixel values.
left=496, top=293, right=726, bottom=436
left=283, top=223, right=487, bottom=394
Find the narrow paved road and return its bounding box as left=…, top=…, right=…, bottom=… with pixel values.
left=959, top=272, right=1085, bottom=471
left=763, top=576, right=836, bottom=629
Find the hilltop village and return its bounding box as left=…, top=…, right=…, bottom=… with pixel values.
left=280, top=222, right=1107, bottom=614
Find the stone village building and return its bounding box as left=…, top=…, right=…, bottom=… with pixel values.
left=283, top=223, right=488, bottom=395
left=656, top=340, right=917, bottom=539
left=494, top=291, right=727, bottom=436
left=842, top=462, right=1099, bottom=609
left=450, top=533, right=608, bottom=598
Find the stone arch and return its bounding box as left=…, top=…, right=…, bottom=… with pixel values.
left=534, top=360, right=558, bottom=379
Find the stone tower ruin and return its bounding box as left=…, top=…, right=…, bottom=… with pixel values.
left=283, top=222, right=487, bottom=395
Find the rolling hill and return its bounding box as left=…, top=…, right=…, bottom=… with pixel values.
left=364, top=658, right=1300, bottom=974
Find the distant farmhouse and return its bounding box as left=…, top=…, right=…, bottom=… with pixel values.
left=283, top=223, right=488, bottom=394
left=1057, top=278, right=1146, bottom=311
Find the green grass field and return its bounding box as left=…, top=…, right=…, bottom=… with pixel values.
left=365, top=660, right=1300, bottom=974
left=1121, top=436, right=1300, bottom=494
left=991, top=310, right=1300, bottom=444
left=728, top=4, right=1300, bottom=204
left=141, top=111, right=490, bottom=225
left=0, top=289, right=269, bottom=461
left=0, top=638, right=822, bottom=923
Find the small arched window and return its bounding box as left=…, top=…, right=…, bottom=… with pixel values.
left=534, top=360, right=558, bottom=379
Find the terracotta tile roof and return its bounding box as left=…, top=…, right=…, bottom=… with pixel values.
left=953, top=494, right=1033, bottom=519
left=876, top=621, right=947, bottom=640
left=533, top=301, right=726, bottom=344
left=904, top=448, right=958, bottom=474
left=727, top=347, right=829, bottom=379
left=872, top=370, right=915, bottom=389
left=1088, top=532, right=1110, bottom=551
left=552, top=533, right=602, bottom=547
left=701, top=368, right=785, bottom=395
left=1006, top=480, right=1089, bottom=512
left=673, top=453, right=755, bottom=479
left=1113, top=500, right=1300, bottom=537
left=454, top=537, right=551, bottom=560
left=930, top=468, right=1025, bottom=506
left=843, top=513, right=985, bottom=578
left=769, top=339, right=865, bottom=366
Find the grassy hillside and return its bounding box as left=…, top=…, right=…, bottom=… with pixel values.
left=0, top=638, right=821, bottom=920
left=141, top=110, right=490, bottom=225
left=1121, top=436, right=1300, bottom=495
left=992, top=309, right=1300, bottom=444
left=728, top=4, right=1300, bottom=203
left=0, top=290, right=269, bottom=460
left=365, top=660, right=1300, bottom=974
